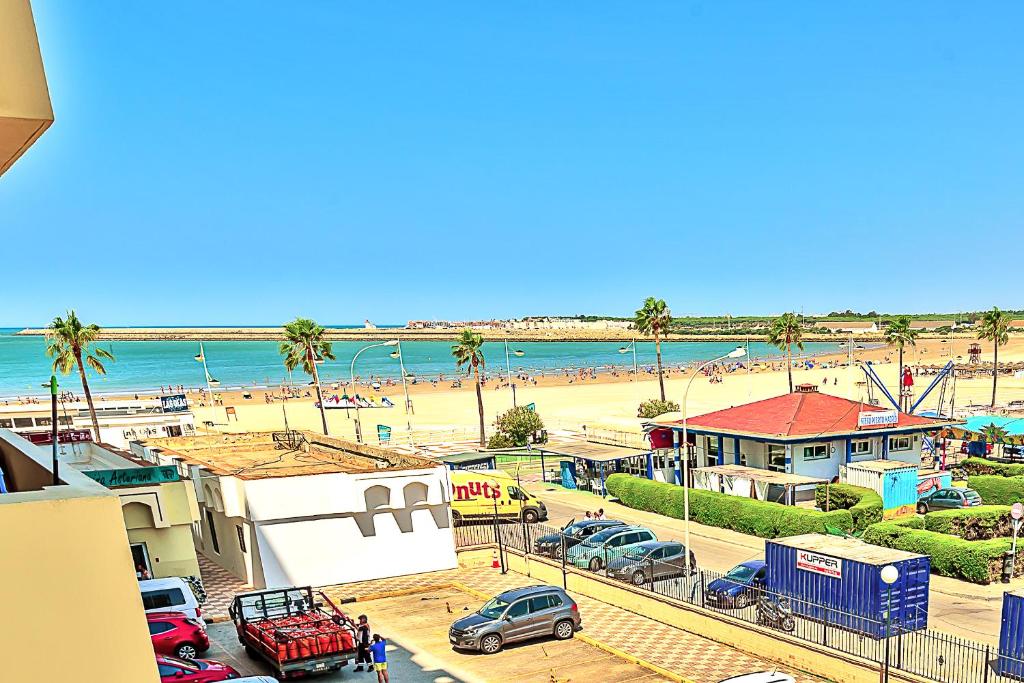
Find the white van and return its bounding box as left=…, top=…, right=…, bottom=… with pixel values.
left=139, top=577, right=202, bottom=620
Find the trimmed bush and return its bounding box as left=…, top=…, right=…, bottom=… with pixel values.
left=607, top=474, right=853, bottom=539
left=962, top=457, right=1024, bottom=477
left=814, top=483, right=883, bottom=531
left=924, top=506, right=1012, bottom=540
left=862, top=520, right=1016, bottom=584
left=968, top=475, right=1024, bottom=505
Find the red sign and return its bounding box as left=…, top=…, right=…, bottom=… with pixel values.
left=649, top=428, right=674, bottom=449
left=22, top=429, right=93, bottom=445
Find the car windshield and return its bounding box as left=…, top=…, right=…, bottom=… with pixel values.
left=725, top=564, right=757, bottom=582
left=623, top=546, right=652, bottom=560
left=161, top=656, right=199, bottom=672
left=477, top=596, right=511, bottom=619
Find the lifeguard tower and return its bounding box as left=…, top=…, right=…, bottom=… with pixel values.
left=969, top=343, right=982, bottom=364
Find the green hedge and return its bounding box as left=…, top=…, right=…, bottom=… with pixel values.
left=814, top=483, right=883, bottom=531
left=962, top=457, right=1024, bottom=477
left=968, top=475, right=1024, bottom=505
left=924, top=505, right=1012, bottom=540
left=861, top=520, right=1015, bottom=584
left=606, top=474, right=853, bottom=539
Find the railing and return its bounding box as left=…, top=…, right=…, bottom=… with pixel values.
left=455, top=518, right=1021, bottom=683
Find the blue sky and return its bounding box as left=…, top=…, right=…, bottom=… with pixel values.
left=3, top=2, right=1023, bottom=326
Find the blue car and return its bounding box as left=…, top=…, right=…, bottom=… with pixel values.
left=706, top=560, right=766, bottom=609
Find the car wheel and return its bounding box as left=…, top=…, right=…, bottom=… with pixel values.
left=632, top=570, right=647, bottom=586
left=175, top=643, right=198, bottom=659
left=916, top=503, right=928, bottom=515
left=554, top=619, right=575, bottom=640
left=781, top=616, right=796, bottom=632
left=522, top=509, right=539, bottom=524
left=554, top=544, right=564, bottom=559
left=734, top=593, right=749, bottom=609
left=589, top=557, right=603, bottom=572
left=480, top=634, right=502, bottom=654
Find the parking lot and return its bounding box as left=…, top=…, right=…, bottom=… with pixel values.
left=203, top=586, right=669, bottom=682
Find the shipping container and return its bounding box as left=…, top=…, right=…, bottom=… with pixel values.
left=840, top=460, right=918, bottom=519
left=765, top=534, right=930, bottom=638
left=998, top=590, right=1024, bottom=679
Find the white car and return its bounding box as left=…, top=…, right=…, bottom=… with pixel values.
left=232, top=678, right=280, bottom=683
left=719, top=673, right=796, bottom=683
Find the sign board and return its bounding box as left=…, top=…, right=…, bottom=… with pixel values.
left=857, top=410, right=899, bottom=429
left=526, top=403, right=536, bottom=412
left=84, top=465, right=180, bottom=488
left=796, top=550, right=843, bottom=578
left=22, top=429, right=93, bottom=446
left=1013, top=503, right=1024, bottom=521
left=160, top=394, right=189, bottom=413
left=377, top=425, right=391, bottom=443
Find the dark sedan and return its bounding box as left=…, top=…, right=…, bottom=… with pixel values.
left=706, top=560, right=766, bottom=609
left=533, top=519, right=626, bottom=558
left=605, top=540, right=697, bottom=585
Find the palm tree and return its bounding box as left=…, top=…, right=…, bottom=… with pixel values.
left=45, top=310, right=115, bottom=441
left=279, top=317, right=335, bottom=435
left=767, top=312, right=804, bottom=393
left=883, top=316, right=919, bottom=411
left=634, top=297, right=672, bottom=401
left=977, top=306, right=1011, bottom=407
left=980, top=422, right=1009, bottom=460
left=452, top=328, right=487, bottom=446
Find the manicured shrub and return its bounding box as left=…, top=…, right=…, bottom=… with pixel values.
left=968, top=475, right=1024, bottom=505
left=924, top=506, right=1012, bottom=540
left=814, top=483, right=883, bottom=531
left=962, top=457, right=1024, bottom=478
left=607, top=474, right=853, bottom=539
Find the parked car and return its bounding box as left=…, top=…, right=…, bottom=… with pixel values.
left=156, top=655, right=240, bottom=682
left=141, top=577, right=203, bottom=620
left=718, top=672, right=795, bottom=683
left=449, top=585, right=581, bottom=654
left=533, top=519, right=626, bottom=558
left=916, top=487, right=983, bottom=514
left=233, top=678, right=280, bottom=683
left=148, top=611, right=210, bottom=659
left=605, top=541, right=697, bottom=585
left=566, top=526, right=657, bottom=571
left=706, top=560, right=766, bottom=609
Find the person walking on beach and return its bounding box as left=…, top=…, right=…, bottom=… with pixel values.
left=370, top=633, right=389, bottom=683
left=354, top=615, right=372, bottom=672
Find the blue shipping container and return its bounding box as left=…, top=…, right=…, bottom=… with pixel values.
left=999, top=591, right=1024, bottom=679
left=765, top=534, right=930, bottom=638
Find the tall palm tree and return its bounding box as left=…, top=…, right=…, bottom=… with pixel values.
left=279, top=317, right=335, bottom=435
left=767, top=312, right=804, bottom=393
left=452, top=328, right=487, bottom=446
left=883, top=316, right=919, bottom=411
left=978, top=306, right=1011, bottom=407
left=634, top=297, right=672, bottom=401
left=45, top=310, right=116, bottom=441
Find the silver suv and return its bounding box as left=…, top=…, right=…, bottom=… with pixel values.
left=449, top=585, right=581, bottom=654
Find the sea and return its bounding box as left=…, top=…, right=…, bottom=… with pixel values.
left=0, top=327, right=843, bottom=398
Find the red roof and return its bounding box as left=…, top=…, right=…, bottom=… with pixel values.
left=660, top=391, right=950, bottom=439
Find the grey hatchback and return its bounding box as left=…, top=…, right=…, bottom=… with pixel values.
left=917, top=487, right=982, bottom=514
left=449, top=585, right=581, bottom=654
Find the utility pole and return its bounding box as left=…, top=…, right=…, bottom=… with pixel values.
left=50, top=375, right=59, bottom=486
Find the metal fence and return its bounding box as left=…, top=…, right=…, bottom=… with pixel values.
left=454, top=518, right=1024, bottom=683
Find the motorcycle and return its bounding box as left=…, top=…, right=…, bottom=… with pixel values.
left=756, top=594, right=795, bottom=632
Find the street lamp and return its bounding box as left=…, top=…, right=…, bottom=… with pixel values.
left=618, top=340, right=639, bottom=382
left=350, top=340, right=399, bottom=443
left=388, top=341, right=414, bottom=431
left=679, top=346, right=746, bottom=577
left=880, top=564, right=899, bottom=683
left=504, top=340, right=525, bottom=407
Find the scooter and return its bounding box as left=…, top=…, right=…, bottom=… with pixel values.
left=756, top=594, right=795, bottom=632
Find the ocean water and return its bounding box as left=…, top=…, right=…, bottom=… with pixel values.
left=0, top=328, right=841, bottom=397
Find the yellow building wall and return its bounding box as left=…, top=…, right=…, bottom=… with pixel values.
left=0, top=493, right=159, bottom=682
left=0, top=0, right=54, bottom=175
left=121, top=480, right=201, bottom=578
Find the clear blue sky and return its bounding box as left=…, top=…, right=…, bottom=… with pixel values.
left=4, top=2, right=1022, bottom=326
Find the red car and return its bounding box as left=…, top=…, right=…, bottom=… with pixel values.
left=148, top=611, right=210, bottom=659
left=156, top=655, right=240, bottom=681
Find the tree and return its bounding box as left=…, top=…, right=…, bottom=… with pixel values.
left=45, top=310, right=115, bottom=441
left=980, top=422, right=1009, bottom=460
left=637, top=398, right=680, bottom=419
left=452, top=328, right=487, bottom=446
left=883, top=316, right=919, bottom=410
left=767, top=312, right=804, bottom=393
left=634, top=297, right=672, bottom=401
left=489, top=405, right=544, bottom=448
left=279, top=317, right=335, bottom=435
left=977, top=306, right=1011, bottom=407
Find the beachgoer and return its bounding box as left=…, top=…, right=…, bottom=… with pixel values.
left=596, top=508, right=606, bottom=520
left=370, top=634, right=389, bottom=683
left=584, top=511, right=593, bottom=520
left=354, top=615, right=372, bottom=671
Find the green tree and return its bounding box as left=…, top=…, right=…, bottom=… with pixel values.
left=980, top=422, right=1010, bottom=460
left=767, top=312, right=804, bottom=393
left=279, top=317, right=335, bottom=435
left=452, top=328, right=487, bottom=446
left=883, top=316, right=919, bottom=410
left=977, top=307, right=1011, bottom=407
left=489, top=405, right=545, bottom=448
left=637, top=398, right=680, bottom=419
left=45, top=310, right=116, bottom=441
left=634, top=297, right=672, bottom=401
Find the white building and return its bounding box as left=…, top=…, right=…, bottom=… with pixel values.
left=134, top=431, right=457, bottom=588
left=817, top=321, right=879, bottom=334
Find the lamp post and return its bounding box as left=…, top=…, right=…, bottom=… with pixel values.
left=504, top=340, right=525, bottom=407
left=880, top=564, right=899, bottom=683
left=48, top=375, right=59, bottom=486
left=350, top=340, right=399, bottom=443
left=618, top=340, right=639, bottom=382
left=492, top=479, right=506, bottom=573
left=389, top=341, right=414, bottom=432
left=679, top=346, right=746, bottom=577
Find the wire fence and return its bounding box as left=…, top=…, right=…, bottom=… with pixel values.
left=454, top=518, right=1024, bottom=683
